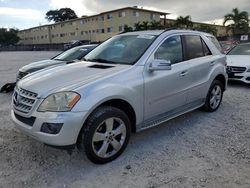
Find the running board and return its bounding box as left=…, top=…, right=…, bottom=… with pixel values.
left=140, top=100, right=204, bottom=131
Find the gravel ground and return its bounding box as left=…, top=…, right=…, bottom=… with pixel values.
left=0, top=51, right=250, bottom=188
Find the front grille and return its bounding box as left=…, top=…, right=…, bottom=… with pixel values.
left=13, top=87, right=38, bottom=114
left=16, top=71, right=29, bottom=81
left=14, top=112, right=36, bottom=126
left=227, top=66, right=246, bottom=73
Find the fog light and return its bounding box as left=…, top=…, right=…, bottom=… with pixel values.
left=40, top=123, right=63, bottom=134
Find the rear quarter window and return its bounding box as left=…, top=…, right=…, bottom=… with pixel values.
left=207, top=36, right=223, bottom=53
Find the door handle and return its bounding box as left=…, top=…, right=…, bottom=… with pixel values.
left=180, top=71, right=188, bottom=77
left=210, top=61, right=215, bottom=66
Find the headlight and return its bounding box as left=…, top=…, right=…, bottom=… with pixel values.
left=247, top=68, right=250, bottom=72
left=38, top=92, right=80, bottom=112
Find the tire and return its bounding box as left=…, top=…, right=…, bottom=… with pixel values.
left=203, top=80, right=224, bottom=112
left=78, top=106, right=131, bottom=164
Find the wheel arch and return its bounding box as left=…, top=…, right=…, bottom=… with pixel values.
left=77, top=98, right=137, bottom=147
left=214, top=74, right=226, bottom=91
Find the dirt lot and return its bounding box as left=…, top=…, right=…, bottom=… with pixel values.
left=0, top=51, right=249, bottom=188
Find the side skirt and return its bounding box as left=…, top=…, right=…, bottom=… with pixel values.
left=139, top=99, right=205, bottom=131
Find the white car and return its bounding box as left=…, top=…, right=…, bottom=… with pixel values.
left=226, top=43, right=250, bottom=83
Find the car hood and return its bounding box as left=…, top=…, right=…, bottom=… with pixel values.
left=226, top=55, right=250, bottom=67
left=19, top=59, right=68, bottom=73
left=18, top=62, right=131, bottom=98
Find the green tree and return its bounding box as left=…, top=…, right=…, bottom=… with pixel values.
left=123, top=24, right=133, bottom=32
left=149, top=20, right=164, bottom=30
left=0, top=28, right=20, bottom=46
left=134, top=22, right=143, bottom=31
left=45, top=8, right=78, bottom=22
left=141, top=21, right=150, bottom=30
left=223, top=8, right=249, bottom=35
left=195, top=24, right=218, bottom=36
left=176, top=15, right=193, bottom=29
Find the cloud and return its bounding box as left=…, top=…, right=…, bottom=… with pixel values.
left=49, top=0, right=94, bottom=16
left=0, top=7, right=44, bottom=20
left=76, top=0, right=250, bottom=24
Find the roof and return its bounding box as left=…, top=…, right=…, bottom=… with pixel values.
left=120, top=29, right=216, bottom=37
left=20, top=7, right=169, bottom=31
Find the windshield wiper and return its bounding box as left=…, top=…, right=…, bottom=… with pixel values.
left=53, top=58, right=68, bottom=61
left=85, top=58, right=117, bottom=64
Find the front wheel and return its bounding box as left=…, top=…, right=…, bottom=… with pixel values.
left=78, top=106, right=131, bottom=164
left=203, top=80, right=223, bottom=112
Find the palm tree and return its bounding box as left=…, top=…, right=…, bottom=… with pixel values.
left=141, top=21, right=150, bottom=30
left=223, top=8, right=249, bottom=35
left=149, top=20, right=164, bottom=30
left=195, top=24, right=218, bottom=36
left=123, top=24, right=133, bottom=32
left=176, top=15, right=193, bottom=29
left=134, top=22, right=143, bottom=31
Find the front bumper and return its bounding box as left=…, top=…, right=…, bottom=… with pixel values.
left=228, top=72, right=250, bottom=84
left=11, top=109, right=88, bottom=146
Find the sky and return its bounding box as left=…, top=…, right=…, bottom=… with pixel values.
left=0, top=0, right=250, bottom=30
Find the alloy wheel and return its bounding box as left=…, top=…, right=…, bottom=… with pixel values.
left=92, top=117, right=127, bottom=158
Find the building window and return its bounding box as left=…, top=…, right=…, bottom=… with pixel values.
left=92, top=30, right=95, bottom=33
left=101, top=16, right=104, bottom=21
left=107, top=14, right=112, bottom=20
left=118, top=11, right=126, bottom=17
left=119, top=26, right=124, bottom=32
left=85, top=31, right=88, bottom=35
left=133, top=11, right=139, bottom=17
left=70, top=32, right=76, bottom=36
left=81, top=20, right=84, bottom=24
left=101, top=29, right=105, bottom=33
left=150, top=13, right=156, bottom=20
left=81, top=31, right=84, bottom=35
left=107, top=27, right=113, bottom=33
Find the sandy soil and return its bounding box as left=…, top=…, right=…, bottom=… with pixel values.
left=0, top=51, right=249, bottom=188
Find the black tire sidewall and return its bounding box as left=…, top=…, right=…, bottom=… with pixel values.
left=81, top=106, right=131, bottom=164
left=204, top=80, right=223, bottom=112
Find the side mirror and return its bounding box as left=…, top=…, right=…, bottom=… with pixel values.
left=148, top=59, right=172, bottom=72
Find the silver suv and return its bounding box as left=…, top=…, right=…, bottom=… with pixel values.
left=11, top=30, right=227, bottom=164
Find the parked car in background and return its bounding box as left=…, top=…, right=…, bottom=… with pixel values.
left=226, top=43, right=250, bottom=84
left=11, top=30, right=227, bottom=164
left=16, top=44, right=97, bottom=81
left=220, top=40, right=238, bottom=54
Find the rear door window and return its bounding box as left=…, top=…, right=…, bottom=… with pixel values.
left=183, top=35, right=204, bottom=60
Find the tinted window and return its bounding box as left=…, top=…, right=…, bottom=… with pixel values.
left=202, top=40, right=212, bottom=56
left=54, top=46, right=95, bottom=61
left=184, top=35, right=204, bottom=60
left=227, top=44, right=250, bottom=55
left=154, top=36, right=183, bottom=64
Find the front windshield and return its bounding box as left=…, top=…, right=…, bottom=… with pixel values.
left=54, top=46, right=93, bottom=61
left=228, top=44, right=250, bottom=55
left=84, top=34, right=156, bottom=65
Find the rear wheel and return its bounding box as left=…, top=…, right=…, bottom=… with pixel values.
left=203, top=80, right=223, bottom=112
left=78, top=106, right=131, bottom=164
